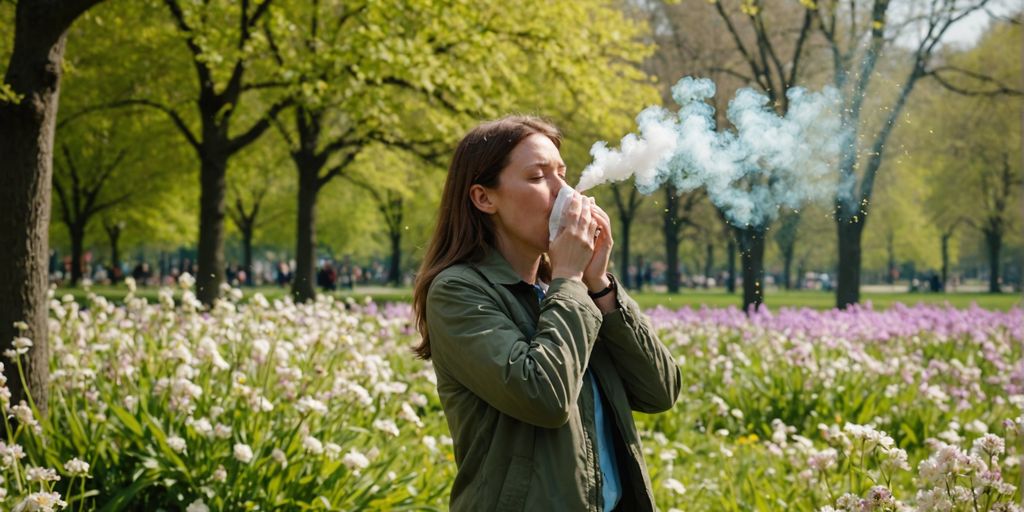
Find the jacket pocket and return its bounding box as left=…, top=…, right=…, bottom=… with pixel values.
left=495, top=455, right=532, bottom=512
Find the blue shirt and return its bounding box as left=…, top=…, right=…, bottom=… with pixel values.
left=534, top=283, right=622, bottom=510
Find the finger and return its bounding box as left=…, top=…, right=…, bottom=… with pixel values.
left=592, top=204, right=612, bottom=227
left=560, top=192, right=582, bottom=229
left=576, top=196, right=593, bottom=233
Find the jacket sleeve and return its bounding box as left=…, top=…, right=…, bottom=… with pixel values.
left=427, top=273, right=603, bottom=429
left=598, top=274, right=681, bottom=413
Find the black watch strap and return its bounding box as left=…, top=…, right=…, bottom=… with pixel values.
left=588, top=274, right=616, bottom=299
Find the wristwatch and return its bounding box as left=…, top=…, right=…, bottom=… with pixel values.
left=588, top=273, right=616, bottom=299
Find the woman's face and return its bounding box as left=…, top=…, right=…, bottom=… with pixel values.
left=480, top=133, right=567, bottom=255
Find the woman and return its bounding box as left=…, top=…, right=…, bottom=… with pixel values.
left=413, top=116, right=680, bottom=511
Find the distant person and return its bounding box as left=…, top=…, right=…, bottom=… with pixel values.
left=412, top=116, right=680, bottom=511
left=132, top=262, right=151, bottom=286
left=929, top=273, right=942, bottom=293
left=275, top=262, right=291, bottom=286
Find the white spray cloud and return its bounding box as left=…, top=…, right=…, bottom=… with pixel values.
left=576, top=107, right=678, bottom=193
left=575, top=76, right=844, bottom=228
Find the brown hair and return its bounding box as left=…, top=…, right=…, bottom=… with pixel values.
left=412, top=115, right=562, bottom=360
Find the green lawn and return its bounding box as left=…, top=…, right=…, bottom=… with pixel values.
left=57, top=285, right=1022, bottom=311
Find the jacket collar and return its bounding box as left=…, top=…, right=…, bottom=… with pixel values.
left=474, top=246, right=531, bottom=286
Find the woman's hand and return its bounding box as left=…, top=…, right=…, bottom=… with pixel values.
left=583, top=201, right=613, bottom=293
left=549, top=192, right=598, bottom=282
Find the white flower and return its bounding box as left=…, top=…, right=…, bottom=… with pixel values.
left=303, top=436, right=323, bottom=455
left=372, top=419, right=400, bottom=437
left=185, top=499, right=210, bottom=512
left=271, top=448, right=287, bottom=468
left=196, top=337, right=229, bottom=371
left=807, top=448, right=838, bottom=472
left=423, top=435, right=438, bottom=453
left=12, top=491, right=67, bottom=512
left=178, top=272, right=195, bottom=289
left=213, top=423, right=232, bottom=439
left=187, top=417, right=213, bottom=438
left=10, top=401, right=36, bottom=427
left=0, top=441, right=26, bottom=468
left=233, top=443, right=254, bottom=464
left=63, top=458, right=90, bottom=476
left=12, top=321, right=28, bottom=331
left=167, top=436, right=187, bottom=453
left=12, top=337, right=32, bottom=354
left=965, top=420, right=988, bottom=434
left=398, top=402, right=423, bottom=427
left=297, top=396, right=328, bottom=415
left=342, top=449, right=370, bottom=472
left=211, top=465, right=227, bottom=482
left=25, top=466, right=60, bottom=482
left=972, top=434, right=1005, bottom=458
left=325, top=442, right=342, bottom=459
left=663, top=478, right=686, bottom=495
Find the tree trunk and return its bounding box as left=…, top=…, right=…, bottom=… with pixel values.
left=885, top=230, right=896, bottom=285
left=293, top=165, right=318, bottom=301
left=782, top=245, right=794, bottom=290
left=940, top=233, right=950, bottom=293
left=69, top=225, right=84, bottom=286
left=242, top=226, right=254, bottom=287
left=734, top=226, right=766, bottom=311
left=726, top=237, right=737, bottom=294
left=389, top=230, right=402, bottom=286
left=611, top=183, right=639, bottom=290
left=663, top=188, right=680, bottom=294
left=619, top=218, right=632, bottom=289
left=985, top=229, right=1002, bottom=293
left=107, top=225, right=121, bottom=283
left=836, top=219, right=864, bottom=308
left=0, top=0, right=101, bottom=416
left=196, top=154, right=228, bottom=304
left=703, top=242, right=714, bottom=289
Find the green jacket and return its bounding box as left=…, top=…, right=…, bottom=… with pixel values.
left=426, top=248, right=681, bottom=511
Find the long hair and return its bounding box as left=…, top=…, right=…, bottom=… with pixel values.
left=412, top=115, right=561, bottom=360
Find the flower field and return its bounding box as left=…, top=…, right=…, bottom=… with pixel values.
left=1, top=276, right=1022, bottom=511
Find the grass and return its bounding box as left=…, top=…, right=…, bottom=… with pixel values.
left=57, top=284, right=1022, bottom=311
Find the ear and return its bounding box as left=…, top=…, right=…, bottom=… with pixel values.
left=469, top=184, right=498, bottom=214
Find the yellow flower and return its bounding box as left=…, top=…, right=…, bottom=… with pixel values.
left=737, top=433, right=760, bottom=445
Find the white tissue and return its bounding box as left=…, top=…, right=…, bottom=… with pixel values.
left=548, top=185, right=576, bottom=241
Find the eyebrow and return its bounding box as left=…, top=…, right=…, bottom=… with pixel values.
left=527, top=160, right=566, bottom=170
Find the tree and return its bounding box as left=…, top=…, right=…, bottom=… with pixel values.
left=609, top=182, right=643, bottom=288
left=807, top=0, right=1019, bottom=307
left=265, top=0, right=657, bottom=300
left=76, top=0, right=291, bottom=303
left=1, top=0, right=107, bottom=414
left=772, top=209, right=801, bottom=289
left=101, top=217, right=125, bottom=282
left=662, top=185, right=705, bottom=293
left=50, top=119, right=143, bottom=285
left=644, top=0, right=821, bottom=310
left=905, top=19, right=1022, bottom=293
left=226, top=161, right=286, bottom=287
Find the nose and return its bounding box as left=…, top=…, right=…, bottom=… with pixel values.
left=548, top=173, right=566, bottom=200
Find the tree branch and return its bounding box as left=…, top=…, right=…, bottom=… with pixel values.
left=711, top=1, right=768, bottom=91
left=61, top=99, right=202, bottom=153
left=164, top=0, right=214, bottom=89
left=317, top=151, right=359, bottom=189
left=227, top=97, right=293, bottom=153
left=926, top=66, right=1024, bottom=97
